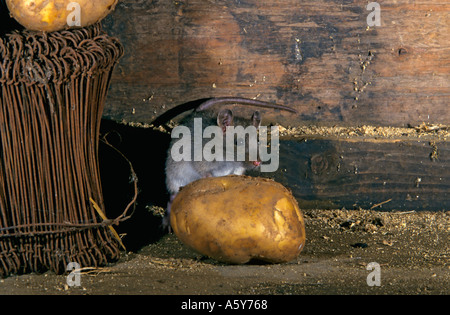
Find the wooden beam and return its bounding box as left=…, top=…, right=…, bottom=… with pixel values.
left=261, top=135, right=450, bottom=211
left=101, top=0, right=450, bottom=127
left=100, top=119, right=449, bottom=211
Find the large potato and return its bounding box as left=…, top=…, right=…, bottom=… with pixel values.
left=170, top=175, right=306, bottom=264
left=6, top=0, right=118, bottom=32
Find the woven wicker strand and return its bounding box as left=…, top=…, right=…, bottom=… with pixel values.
left=0, top=23, right=125, bottom=277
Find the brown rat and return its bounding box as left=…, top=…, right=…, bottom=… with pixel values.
left=163, top=97, right=296, bottom=230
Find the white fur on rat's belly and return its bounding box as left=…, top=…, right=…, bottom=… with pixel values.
left=233, top=166, right=246, bottom=175
left=212, top=164, right=245, bottom=177
left=167, top=160, right=244, bottom=194
left=166, top=161, right=202, bottom=194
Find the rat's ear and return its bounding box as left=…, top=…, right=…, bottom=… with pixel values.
left=217, top=109, right=233, bottom=132
left=252, top=111, right=261, bottom=128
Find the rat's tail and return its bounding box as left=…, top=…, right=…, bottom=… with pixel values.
left=195, top=97, right=297, bottom=113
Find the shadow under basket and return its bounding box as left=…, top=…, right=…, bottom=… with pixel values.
left=0, top=24, right=129, bottom=277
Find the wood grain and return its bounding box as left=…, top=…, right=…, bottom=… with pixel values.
left=261, top=136, right=450, bottom=211
left=101, top=0, right=449, bottom=127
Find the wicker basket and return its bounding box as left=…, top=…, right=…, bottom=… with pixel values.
left=0, top=24, right=127, bottom=276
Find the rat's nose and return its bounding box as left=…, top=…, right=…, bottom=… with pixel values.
left=253, top=160, right=261, bottom=166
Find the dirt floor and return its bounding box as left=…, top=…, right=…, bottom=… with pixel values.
left=0, top=209, right=448, bottom=295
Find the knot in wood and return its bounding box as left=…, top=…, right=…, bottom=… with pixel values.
left=398, top=47, right=408, bottom=56
left=310, top=154, right=329, bottom=175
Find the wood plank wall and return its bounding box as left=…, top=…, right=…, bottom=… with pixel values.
left=101, top=0, right=449, bottom=127
left=99, top=1, right=449, bottom=211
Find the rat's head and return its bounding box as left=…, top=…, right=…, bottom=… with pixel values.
left=216, top=109, right=262, bottom=172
